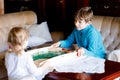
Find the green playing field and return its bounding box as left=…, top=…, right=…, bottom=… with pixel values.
left=32, top=51, right=67, bottom=61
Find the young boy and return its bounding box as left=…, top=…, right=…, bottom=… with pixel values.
left=5, top=27, right=53, bottom=80
left=51, top=7, right=105, bottom=59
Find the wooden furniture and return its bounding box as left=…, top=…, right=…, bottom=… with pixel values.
left=90, top=0, right=120, bottom=17
left=36, top=0, right=90, bottom=38
left=0, top=0, right=4, bottom=14
left=43, top=60, right=120, bottom=80
left=4, top=0, right=37, bottom=13
left=34, top=0, right=89, bottom=23
left=4, top=0, right=89, bottom=38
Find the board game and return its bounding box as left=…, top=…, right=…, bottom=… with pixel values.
left=29, top=47, right=71, bottom=61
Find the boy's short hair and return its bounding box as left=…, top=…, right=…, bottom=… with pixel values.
left=75, top=7, right=93, bottom=23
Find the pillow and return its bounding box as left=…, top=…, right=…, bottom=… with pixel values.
left=28, top=36, right=47, bottom=47
left=107, top=50, right=120, bottom=62
left=27, top=21, right=53, bottom=47
left=28, top=21, right=53, bottom=42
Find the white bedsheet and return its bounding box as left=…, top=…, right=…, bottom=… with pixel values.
left=48, top=51, right=105, bottom=73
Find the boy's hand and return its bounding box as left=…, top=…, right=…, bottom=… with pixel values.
left=76, top=47, right=85, bottom=57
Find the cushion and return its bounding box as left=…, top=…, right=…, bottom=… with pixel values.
left=107, top=50, right=120, bottom=62
left=28, top=21, right=53, bottom=47
left=28, top=36, right=47, bottom=47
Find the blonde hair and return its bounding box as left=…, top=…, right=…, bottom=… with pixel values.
left=75, top=7, right=93, bottom=23
left=8, top=27, right=28, bottom=55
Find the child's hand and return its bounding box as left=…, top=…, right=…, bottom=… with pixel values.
left=76, top=47, right=85, bottom=57
left=50, top=42, right=61, bottom=48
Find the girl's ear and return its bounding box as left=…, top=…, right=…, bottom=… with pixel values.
left=8, top=42, right=13, bottom=52
left=8, top=42, right=12, bottom=48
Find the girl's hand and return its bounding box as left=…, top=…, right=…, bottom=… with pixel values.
left=76, top=47, right=85, bottom=57
left=51, top=42, right=61, bottom=48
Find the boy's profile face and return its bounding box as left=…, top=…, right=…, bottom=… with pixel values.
left=75, top=19, right=87, bottom=30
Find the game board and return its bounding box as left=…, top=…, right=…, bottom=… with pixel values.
left=31, top=47, right=71, bottom=61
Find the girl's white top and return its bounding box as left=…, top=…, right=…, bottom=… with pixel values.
left=5, top=51, right=44, bottom=80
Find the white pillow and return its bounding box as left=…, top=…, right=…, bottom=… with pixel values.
left=28, top=36, right=47, bottom=47
left=28, top=21, right=53, bottom=42
left=27, top=21, right=53, bottom=47
left=107, top=50, right=120, bottom=62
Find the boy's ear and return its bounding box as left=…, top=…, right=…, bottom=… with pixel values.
left=87, top=21, right=92, bottom=24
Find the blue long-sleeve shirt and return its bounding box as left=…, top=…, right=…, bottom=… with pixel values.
left=59, top=24, right=105, bottom=59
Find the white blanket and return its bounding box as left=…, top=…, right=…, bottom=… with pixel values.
left=48, top=51, right=105, bottom=73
